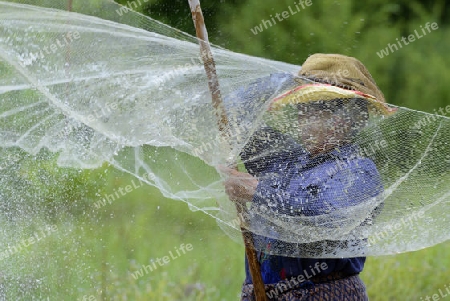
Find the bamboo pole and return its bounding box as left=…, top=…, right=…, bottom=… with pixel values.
left=187, top=1, right=267, bottom=300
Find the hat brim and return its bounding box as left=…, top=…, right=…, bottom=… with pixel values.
left=268, top=84, right=397, bottom=116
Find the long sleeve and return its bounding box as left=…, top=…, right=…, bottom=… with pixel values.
left=245, top=146, right=384, bottom=284
left=252, top=146, right=383, bottom=217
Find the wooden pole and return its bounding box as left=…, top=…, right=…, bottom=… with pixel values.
left=187, top=1, right=267, bottom=300
left=187, top=0, right=228, bottom=133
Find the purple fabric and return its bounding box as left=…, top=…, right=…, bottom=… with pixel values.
left=241, top=274, right=369, bottom=301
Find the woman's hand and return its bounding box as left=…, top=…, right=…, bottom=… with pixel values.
left=219, top=166, right=258, bottom=204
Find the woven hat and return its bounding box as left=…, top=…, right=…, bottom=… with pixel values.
left=269, top=53, right=396, bottom=115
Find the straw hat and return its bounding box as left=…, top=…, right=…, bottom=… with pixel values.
left=269, top=53, right=396, bottom=115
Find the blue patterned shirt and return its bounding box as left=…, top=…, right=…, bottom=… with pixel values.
left=243, top=141, right=384, bottom=284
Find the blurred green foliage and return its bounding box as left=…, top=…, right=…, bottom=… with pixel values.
left=2, top=172, right=449, bottom=300
left=0, top=148, right=108, bottom=224
left=116, top=0, right=450, bottom=112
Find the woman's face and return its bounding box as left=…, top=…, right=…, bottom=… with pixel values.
left=298, top=105, right=351, bottom=156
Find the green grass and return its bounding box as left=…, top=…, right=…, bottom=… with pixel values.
left=0, top=166, right=244, bottom=301
left=363, top=246, right=450, bottom=301
left=1, top=167, right=449, bottom=300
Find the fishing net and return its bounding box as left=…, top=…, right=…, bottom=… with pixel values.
left=0, top=0, right=449, bottom=260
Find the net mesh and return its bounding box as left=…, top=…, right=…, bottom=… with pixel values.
left=0, top=0, right=449, bottom=258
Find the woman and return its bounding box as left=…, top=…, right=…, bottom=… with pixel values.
left=222, top=54, right=392, bottom=300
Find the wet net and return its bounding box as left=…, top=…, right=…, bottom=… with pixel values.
left=0, top=0, right=449, bottom=259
